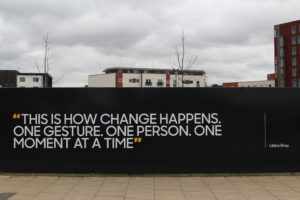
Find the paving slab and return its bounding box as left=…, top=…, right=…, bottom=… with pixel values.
left=2, top=174, right=300, bottom=200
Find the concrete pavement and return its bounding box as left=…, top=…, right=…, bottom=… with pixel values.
left=1, top=175, right=300, bottom=200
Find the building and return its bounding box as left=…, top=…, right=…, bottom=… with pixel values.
left=0, top=70, right=52, bottom=88
left=223, top=80, right=275, bottom=88
left=88, top=67, right=207, bottom=88
left=274, top=20, right=300, bottom=87
left=17, top=73, right=52, bottom=88
left=0, top=70, right=20, bottom=88
left=223, top=73, right=275, bottom=88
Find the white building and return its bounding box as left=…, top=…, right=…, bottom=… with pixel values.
left=17, top=73, right=52, bottom=88
left=223, top=80, right=275, bottom=87
left=88, top=67, right=207, bottom=88
left=223, top=73, right=276, bottom=88
left=238, top=80, right=275, bottom=87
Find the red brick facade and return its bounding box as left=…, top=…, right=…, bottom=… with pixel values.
left=115, top=72, right=123, bottom=88
left=267, top=73, right=276, bottom=81
left=274, top=20, right=300, bottom=87
left=166, top=74, right=170, bottom=87
left=223, top=82, right=238, bottom=87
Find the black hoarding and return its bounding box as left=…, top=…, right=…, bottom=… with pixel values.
left=0, top=88, right=299, bottom=173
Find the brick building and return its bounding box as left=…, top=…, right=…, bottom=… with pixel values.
left=274, top=20, right=300, bottom=87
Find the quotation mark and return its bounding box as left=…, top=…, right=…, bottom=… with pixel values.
left=134, top=137, right=142, bottom=143
left=12, top=114, right=21, bottom=119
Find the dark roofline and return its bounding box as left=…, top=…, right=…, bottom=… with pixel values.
left=103, top=67, right=206, bottom=75
left=18, top=73, right=52, bottom=78
left=0, top=70, right=52, bottom=78
left=0, top=70, right=20, bottom=73
left=275, top=20, right=300, bottom=26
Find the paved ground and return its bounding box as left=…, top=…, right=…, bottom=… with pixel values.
left=1, top=175, right=300, bottom=200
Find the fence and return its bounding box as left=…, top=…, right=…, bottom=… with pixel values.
left=0, top=88, right=299, bottom=173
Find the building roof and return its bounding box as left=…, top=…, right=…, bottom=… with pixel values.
left=0, top=70, right=20, bottom=73
left=103, top=67, right=206, bottom=76
left=275, top=20, right=300, bottom=26
left=18, top=73, right=52, bottom=78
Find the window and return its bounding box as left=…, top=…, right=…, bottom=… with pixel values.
left=292, top=56, right=297, bottom=66
left=182, top=80, right=193, bottom=84
left=173, top=80, right=177, bottom=87
left=291, top=25, right=297, bottom=34
left=292, top=79, right=297, bottom=87
left=280, top=48, right=285, bottom=57
left=157, top=80, right=164, bottom=86
left=19, top=77, right=25, bottom=82
left=280, top=80, right=285, bottom=87
left=280, top=37, right=284, bottom=47
left=280, top=67, right=285, bottom=75
left=33, top=77, right=39, bottom=82
left=145, top=79, right=152, bottom=86
left=274, top=28, right=279, bottom=37
left=292, top=46, right=297, bottom=56
left=280, top=58, right=285, bottom=67
left=129, top=78, right=139, bottom=83
left=292, top=36, right=297, bottom=45
left=292, top=68, right=297, bottom=77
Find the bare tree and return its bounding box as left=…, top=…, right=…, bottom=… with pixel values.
left=35, top=33, right=63, bottom=87
left=43, top=33, right=51, bottom=87
left=170, top=29, right=199, bottom=87
left=53, top=74, right=64, bottom=85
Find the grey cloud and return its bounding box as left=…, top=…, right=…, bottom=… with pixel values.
left=0, top=42, right=28, bottom=61
left=0, top=0, right=299, bottom=86
left=0, top=0, right=85, bottom=18
left=51, top=11, right=155, bottom=50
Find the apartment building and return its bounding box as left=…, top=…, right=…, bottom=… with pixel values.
left=88, top=67, right=207, bottom=88
left=17, top=73, right=52, bottom=88
left=274, top=20, right=300, bottom=87
left=0, top=70, right=52, bottom=88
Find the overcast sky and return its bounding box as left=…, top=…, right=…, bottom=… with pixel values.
left=0, top=0, right=299, bottom=86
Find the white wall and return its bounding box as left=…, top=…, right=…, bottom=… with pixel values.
left=88, top=72, right=207, bottom=88
left=169, top=74, right=207, bottom=87
left=238, top=80, right=275, bottom=87
left=141, top=73, right=166, bottom=87
left=88, top=74, right=116, bottom=87
left=17, top=75, right=43, bottom=88
left=122, top=73, right=142, bottom=87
